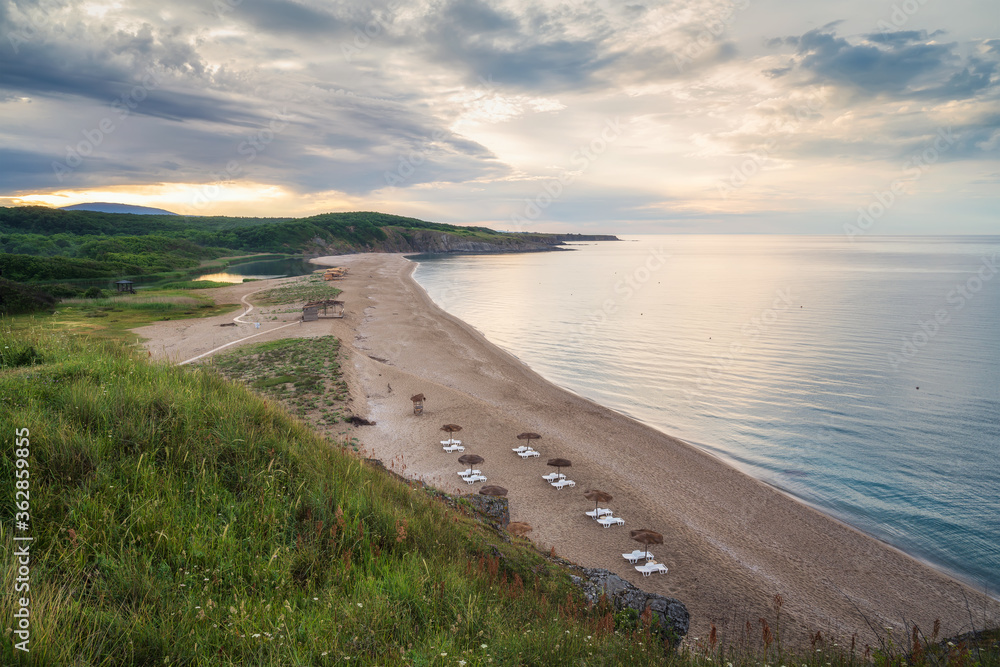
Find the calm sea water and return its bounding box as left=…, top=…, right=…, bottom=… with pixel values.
left=411, top=236, right=1000, bottom=591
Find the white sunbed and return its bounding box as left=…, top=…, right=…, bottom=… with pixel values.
left=596, top=515, right=624, bottom=527
left=635, top=562, right=668, bottom=577
left=541, top=472, right=566, bottom=482
left=464, top=474, right=487, bottom=484
left=441, top=438, right=462, bottom=446
left=518, top=449, right=540, bottom=459
left=457, top=469, right=482, bottom=477
left=443, top=444, right=465, bottom=453
left=586, top=508, right=613, bottom=520
left=622, top=550, right=654, bottom=564
left=513, top=446, right=529, bottom=453
left=551, top=479, right=576, bottom=490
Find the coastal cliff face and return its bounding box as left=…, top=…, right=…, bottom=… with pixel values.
left=305, top=227, right=619, bottom=255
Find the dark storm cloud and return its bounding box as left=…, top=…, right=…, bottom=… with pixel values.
left=778, top=28, right=999, bottom=101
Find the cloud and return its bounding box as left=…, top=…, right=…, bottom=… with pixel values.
left=773, top=28, right=999, bottom=102
left=416, top=0, right=618, bottom=90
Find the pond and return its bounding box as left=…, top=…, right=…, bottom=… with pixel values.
left=194, top=257, right=319, bottom=283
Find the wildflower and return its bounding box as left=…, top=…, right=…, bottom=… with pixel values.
left=357, top=603, right=363, bottom=608
left=313, top=597, right=319, bottom=601
left=252, top=634, right=261, bottom=638
left=458, top=662, right=467, bottom=666
left=481, top=644, right=488, bottom=649
left=440, top=653, right=447, bottom=657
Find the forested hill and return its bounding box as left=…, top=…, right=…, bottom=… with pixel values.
left=0, top=207, right=618, bottom=282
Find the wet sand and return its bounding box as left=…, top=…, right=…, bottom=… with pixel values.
left=138, top=253, right=999, bottom=648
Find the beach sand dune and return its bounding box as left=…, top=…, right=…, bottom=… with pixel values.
left=140, top=254, right=999, bottom=648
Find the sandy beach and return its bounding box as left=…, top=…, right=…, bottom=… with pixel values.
left=137, top=253, right=1000, bottom=648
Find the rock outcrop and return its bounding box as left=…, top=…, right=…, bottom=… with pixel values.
left=571, top=568, right=690, bottom=641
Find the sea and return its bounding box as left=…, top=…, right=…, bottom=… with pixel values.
left=410, top=235, right=1000, bottom=593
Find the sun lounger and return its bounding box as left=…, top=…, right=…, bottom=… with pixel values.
left=586, top=508, right=613, bottom=519
left=443, top=444, right=465, bottom=453
left=596, top=515, right=624, bottom=527
left=513, top=446, right=528, bottom=453
left=441, top=438, right=462, bottom=445
left=541, top=473, right=565, bottom=481
left=457, top=469, right=482, bottom=477
left=464, top=474, right=487, bottom=484
left=622, top=550, right=654, bottom=564
left=634, top=562, right=668, bottom=577
left=518, top=449, right=540, bottom=458
left=551, top=479, right=576, bottom=490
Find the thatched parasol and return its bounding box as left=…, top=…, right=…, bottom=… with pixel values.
left=630, top=529, right=664, bottom=561
left=441, top=423, right=462, bottom=444
left=411, top=393, right=425, bottom=402
left=516, top=432, right=541, bottom=447
left=546, top=458, right=571, bottom=476
left=507, top=522, right=532, bottom=537
left=478, top=485, right=508, bottom=497
left=458, top=454, right=484, bottom=466
left=583, top=489, right=613, bottom=518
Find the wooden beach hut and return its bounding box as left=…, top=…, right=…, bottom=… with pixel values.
left=302, top=299, right=345, bottom=321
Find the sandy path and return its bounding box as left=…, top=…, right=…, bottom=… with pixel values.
left=139, top=254, right=999, bottom=648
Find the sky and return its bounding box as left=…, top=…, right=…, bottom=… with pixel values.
left=1, top=0, right=998, bottom=234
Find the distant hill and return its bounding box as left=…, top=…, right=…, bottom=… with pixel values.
left=61, top=202, right=179, bottom=216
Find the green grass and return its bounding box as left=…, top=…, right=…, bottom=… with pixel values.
left=209, top=336, right=352, bottom=434
left=158, top=280, right=237, bottom=290
left=254, top=275, right=342, bottom=305
left=36, top=293, right=238, bottom=342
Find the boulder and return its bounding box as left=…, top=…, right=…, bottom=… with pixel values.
left=571, top=568, right=689, bottom=641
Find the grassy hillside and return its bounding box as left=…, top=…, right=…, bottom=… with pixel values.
left=0, top=324, right=679, bottom=665
left=0, top=208, right=557, bottom=285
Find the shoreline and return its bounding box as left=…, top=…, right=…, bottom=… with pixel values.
left=137, top=253, right=999, bottom=647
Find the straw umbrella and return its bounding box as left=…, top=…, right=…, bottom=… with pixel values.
left=508, top=522, right=532, bottom=537
left=410, top=393, right=425, bottom=415
left=478, top=485, right=508, bottom=497
left=630, top=529, right=664, bottom=561
left=583, top=489, right=613, bottom=519
left=546, top=458, right=571, bottom=477
left=440, top=423, right=462, bottom=444
left=516, top=432, right=541, bottom=449
left=458, top=454, right=484, bottom=468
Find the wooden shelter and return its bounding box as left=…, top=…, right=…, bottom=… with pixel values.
left=114, top=280, right=136, bottom=294
left=302, top=299, right=345, bottom=321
